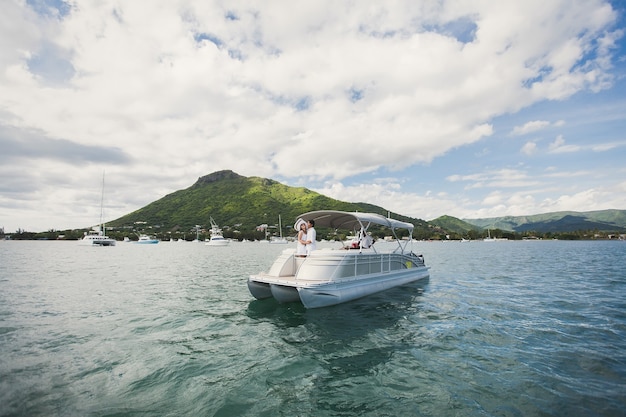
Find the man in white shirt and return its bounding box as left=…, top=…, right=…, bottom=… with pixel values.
left=305, top=220, right=317, bottom=255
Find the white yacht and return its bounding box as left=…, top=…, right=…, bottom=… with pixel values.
left=135, top=234, right=159, bottom=244
left=248, top=210, right=430, bottom=308
left=205, top=217, right=229, bottom=246
left=79, top=227, right=116, bottom=246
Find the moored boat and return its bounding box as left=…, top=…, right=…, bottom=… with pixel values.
left=79, top=172, right=116, bottom=247
left=79, top=227, right=116, bottom=246
left=483, top=229, right=508, bottom=242
left=205, top=217, right=229, bottom=246
left=135, top=234, right=159, bottom=244
left=268, top=214, right=289, bottom=244
left=248, top=210, right=430, bottom=308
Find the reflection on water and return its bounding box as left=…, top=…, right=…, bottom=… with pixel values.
left=244, top=280, right=430, bottom=416
left=246, top=280, right=428, bottom=334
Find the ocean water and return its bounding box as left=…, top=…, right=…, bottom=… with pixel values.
left=0, top=239, right=624, bottom=416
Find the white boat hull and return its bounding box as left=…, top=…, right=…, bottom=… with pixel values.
left=248, top=248, right=429, bottom=308
left=206, top=238, right=229, bottom=246
left=247, top=280, right=273, bottom=299
left=271, top=284, right=301, bottom=303
left=79, top=235, right=116, bottom=246
left=297, top=267, right=429, bottom=308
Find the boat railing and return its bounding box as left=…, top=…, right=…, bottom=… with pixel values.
left=297, top=251, right=418, bottom=283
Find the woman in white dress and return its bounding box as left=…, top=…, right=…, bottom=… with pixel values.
left=296, top=220, right=308, bottom=257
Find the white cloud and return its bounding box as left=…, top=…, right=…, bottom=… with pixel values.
left=537, top=186, right=625, bottom=213
left=315, top=166, right=626, bottom=222
left=544, top=169, right=593, bottom=178
left=482, top=191, right=504, bottom=207
left=521, top=141, right=538, bottom=155
left=456, top=182, right=626, bottom=220
left=510, top=119, right=567, bottom=136
left=511, top=120, right=551, bottom=136
left=591, top=141, right=625, bottom=151
left=446, top=169, right=538, bottom=189
left=548, top=135, right=581, bottom=153
left=0, top=0, right=623, bottom=231
left=314, top=179, right=468, bottom=222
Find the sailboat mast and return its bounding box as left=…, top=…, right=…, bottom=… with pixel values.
left=100, top=171, right=106, bottom=236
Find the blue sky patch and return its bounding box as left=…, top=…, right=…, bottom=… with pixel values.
left=27, top=42, right=75, bottom=86
left=27, top=0, right=71, bottom=18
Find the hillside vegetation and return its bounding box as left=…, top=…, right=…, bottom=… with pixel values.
left=108, top=170, right=433, bottom=240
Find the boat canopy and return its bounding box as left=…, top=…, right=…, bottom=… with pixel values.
left=295, top=210, right=414, bottom=234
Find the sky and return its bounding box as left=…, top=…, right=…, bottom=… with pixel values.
left=1, top=0, right=626, bottom=232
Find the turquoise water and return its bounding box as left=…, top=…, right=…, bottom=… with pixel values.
left=1, top=239, right=625, bottom=416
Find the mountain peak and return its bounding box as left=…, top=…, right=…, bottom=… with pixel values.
left=193, top=170, right=243, bottom=187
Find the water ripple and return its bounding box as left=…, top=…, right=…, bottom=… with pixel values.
left=0, top=240, right=625, bottom=416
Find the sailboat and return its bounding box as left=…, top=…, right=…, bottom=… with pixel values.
left=79, top=172, right=116, bottom=246
left=269, top=214, right=289, bottom=244
left=483, top=229, right=508, bottom=242
left=483, top=229, right=496, bottom=242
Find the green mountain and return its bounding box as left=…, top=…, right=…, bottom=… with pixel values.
left=429, top=215, right=482, bottom=235
left=108, top=170, right=432, bottom=239
left=105, top=170, right=624, bottom=240
left=462, top=210, right=626, bottom=233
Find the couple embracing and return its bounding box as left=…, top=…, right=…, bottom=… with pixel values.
left=296, top=219, right=316, bottom=257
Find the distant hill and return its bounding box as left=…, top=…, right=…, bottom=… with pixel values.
left=429, top=215, right=482, bottom=235
left=107, top=170, right=625, bottom=239
left=109, top=170, right=432, bottom=238
left=461, top=210, right=626, bottom=233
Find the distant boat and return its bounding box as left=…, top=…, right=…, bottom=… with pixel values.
left=483, top=229, right=508, bottom=242
left=268, top=214, right=289, bottom=244
left=206, top=217, right=229, bottom=246
left=79, top=172, right=116, bottom=247
left=135, top=234, right=159, bottom=244
left=483, top=229, right=496, bottom=242
left=248, top=210, right=430, bottom=308
left=80, top=227, right=116, bottom=246
left=269, top=236, right=289, bottom=244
